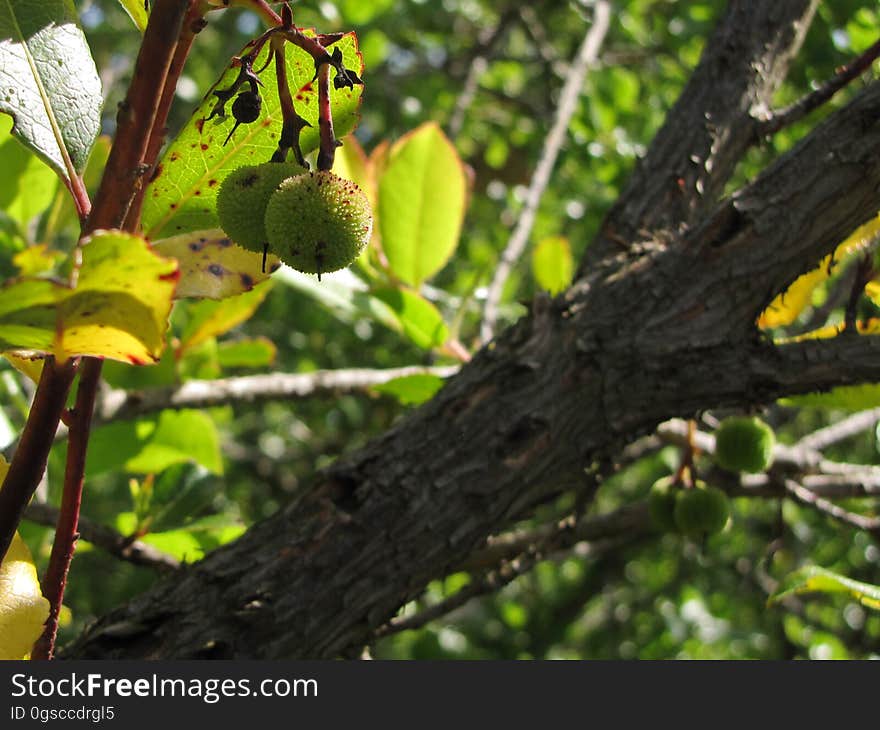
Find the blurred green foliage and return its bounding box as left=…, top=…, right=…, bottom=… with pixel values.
left=2, top=0, right=880, bottom=658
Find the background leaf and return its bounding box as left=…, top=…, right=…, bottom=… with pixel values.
left=0, top=115, right=56, bottom=234
left=372, top=373, right=445, bottom=405
left=0, top=0, right=102, bottom=179
left=532, top=236, right=573, bottom=295
left=769, top=565, right=880, bottom=610
left=116, top=0, right=148, bottom=32
left=371, top=287, right=449, bottom=350
left=378, top=122, right=467, bottom=286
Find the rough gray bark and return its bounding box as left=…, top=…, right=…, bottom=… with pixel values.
left=65, top=1, right=880, bottom=659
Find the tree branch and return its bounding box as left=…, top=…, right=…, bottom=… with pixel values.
left=97, top=366, right=459, bottom=422
left=24, top=502, right=179, bottom=572
left=580, top=0, right=818, bottom=270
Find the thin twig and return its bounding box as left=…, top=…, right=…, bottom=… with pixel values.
left=758, top=37, right=880, bottom=136
left=97, top=365, right=459, bottom=422
left=480, top=2, right=611, bottom=343
left=784, top=479, right=880, bottom=537
left=797, top=407, right=880, bottom=451
left=447, top=7, right=518, bottom=139
left=24, top=502, right=179, bottom=572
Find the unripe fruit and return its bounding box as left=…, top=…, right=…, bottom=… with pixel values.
left=216, top=162, right=301, bottom=252
left=648, top=476, right=679, bottom=533
left=264, top=171, right=372, bottom=279
left=673, top=483, right=729, bottom=539
left=714, top=416, right=775, bottom=473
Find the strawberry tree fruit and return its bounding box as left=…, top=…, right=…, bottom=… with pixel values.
left=714, top=416, right=775, bottom=473
left=673, top=483, right=730, bottom=539
left=216, top=161, right=301, bottom=252
left=263, top=171, right=372, bottom=279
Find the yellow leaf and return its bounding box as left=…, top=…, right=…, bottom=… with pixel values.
left=0, top=457, right=50, bottom=660
left=758, top=212, right=880, bottom=330
left=153, top=230, right=278, bottom=300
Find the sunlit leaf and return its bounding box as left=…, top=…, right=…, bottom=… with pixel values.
left=116, top=0, right=148, bottom=32
left=532, top=236, right=573, bottom=295
left=0, top=455, right=50, bottom=660
left=378, top=122, right=467, bottom=286
left=371, top=287, right=449, bottom=350
left=758, top=213, right=879, bottom=329
left=13, top=243, right=64, bottom=276
left=217, top=336, right=276, bottom=369
left=0, top=231, right=178, bottom=363
left=142, top=31, right=364, bottom=239
left=372, top=373, right=445, bottom=405
left=152, top=230, right=278, bottom=300
left=769, top=565, right=880, bottom=611
left=0, top=116, right=56, bottom=233
left=179, top=280, right=272, bottom=352
left=87, top=409, right=223, bottom=477
left=0, top=0, right=102, bottom=180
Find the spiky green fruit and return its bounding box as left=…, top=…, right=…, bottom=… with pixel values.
left=714, top=416, right=775, bottom=473
left=264, top=171, right=372, bottom=278
left=216, top=162, right=301, bottom=251
left=673, top=483, right=729, bottom=539
left=648, top=476, right=679, bottom=533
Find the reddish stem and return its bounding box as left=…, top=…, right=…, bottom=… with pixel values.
left=124, top=2, right=205, bottom=231
left=30, top=359, right=102, bottom=660
left=87, top=0, right=191, bottom=231
left=23, top=0, right=195, bottom=660
left=0, top=359, right=78, bottom=563
left=65, top=173, right=92, bottom=224
left=316, top=62, right=336, bottom=171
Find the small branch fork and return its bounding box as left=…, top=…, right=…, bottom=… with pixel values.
left=757, top=37, right=880, bottom=137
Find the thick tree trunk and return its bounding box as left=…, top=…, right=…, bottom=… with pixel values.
left=66, top=1, right=880, bottom=659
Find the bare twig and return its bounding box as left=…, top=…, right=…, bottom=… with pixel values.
left=24, top=502, right=179, bottom=572
left=480, top=1, right=611, bottom=343
left=447, top=7, right=518, bottom=138
left=757, top=37, right=880, bottom=136
left=784, top=479, right=880, bottom=536
left=97, top=366, right=459, bottom=422
left=796, top=407, right=880, bottom=451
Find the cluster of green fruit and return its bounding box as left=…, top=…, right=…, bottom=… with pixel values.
left=648, top=477, right=729, bottom=539
left=648, top=416, right=776, bottom=538
left=216, top=161, right=372, bottom=278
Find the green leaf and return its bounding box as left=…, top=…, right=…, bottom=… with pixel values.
left=0, top=115, right=56, bottom=233
left=142, top=31, right=364, bottom=239
left=0, top=0, right=102, bottom=180
left=769, top=566, right=880, bottom=611
left=378, top=122, right=467, bottom=286
left=179, top=280, right=272, bottom=352
left=116, top=0, right=148, bottom=32
left=784, top=383, right=880, bottom=411
left=217, top=336, right=276, bottom=369
left=275, top=266, right=400, bottom=331
left=0, top=231, right=177, bottom=363
left=372, top=373, right=445, bottom=405
left=152, top=229, right=278, bottom=300
left=87, top=410, right=223, bottom=477
left=371, top=287, right=449, bottom=350
left=532, top=236, right=573, bottom=295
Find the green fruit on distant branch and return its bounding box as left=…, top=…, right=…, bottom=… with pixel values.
left=648, top=476, right=679, bottom=533
left=714, top=416, right=775, bottom=473
left=216, top=161, right=301, bottom=252
left=264, top=171, right=372, bottom=279
left=673, top=483, right=729, bottom=538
